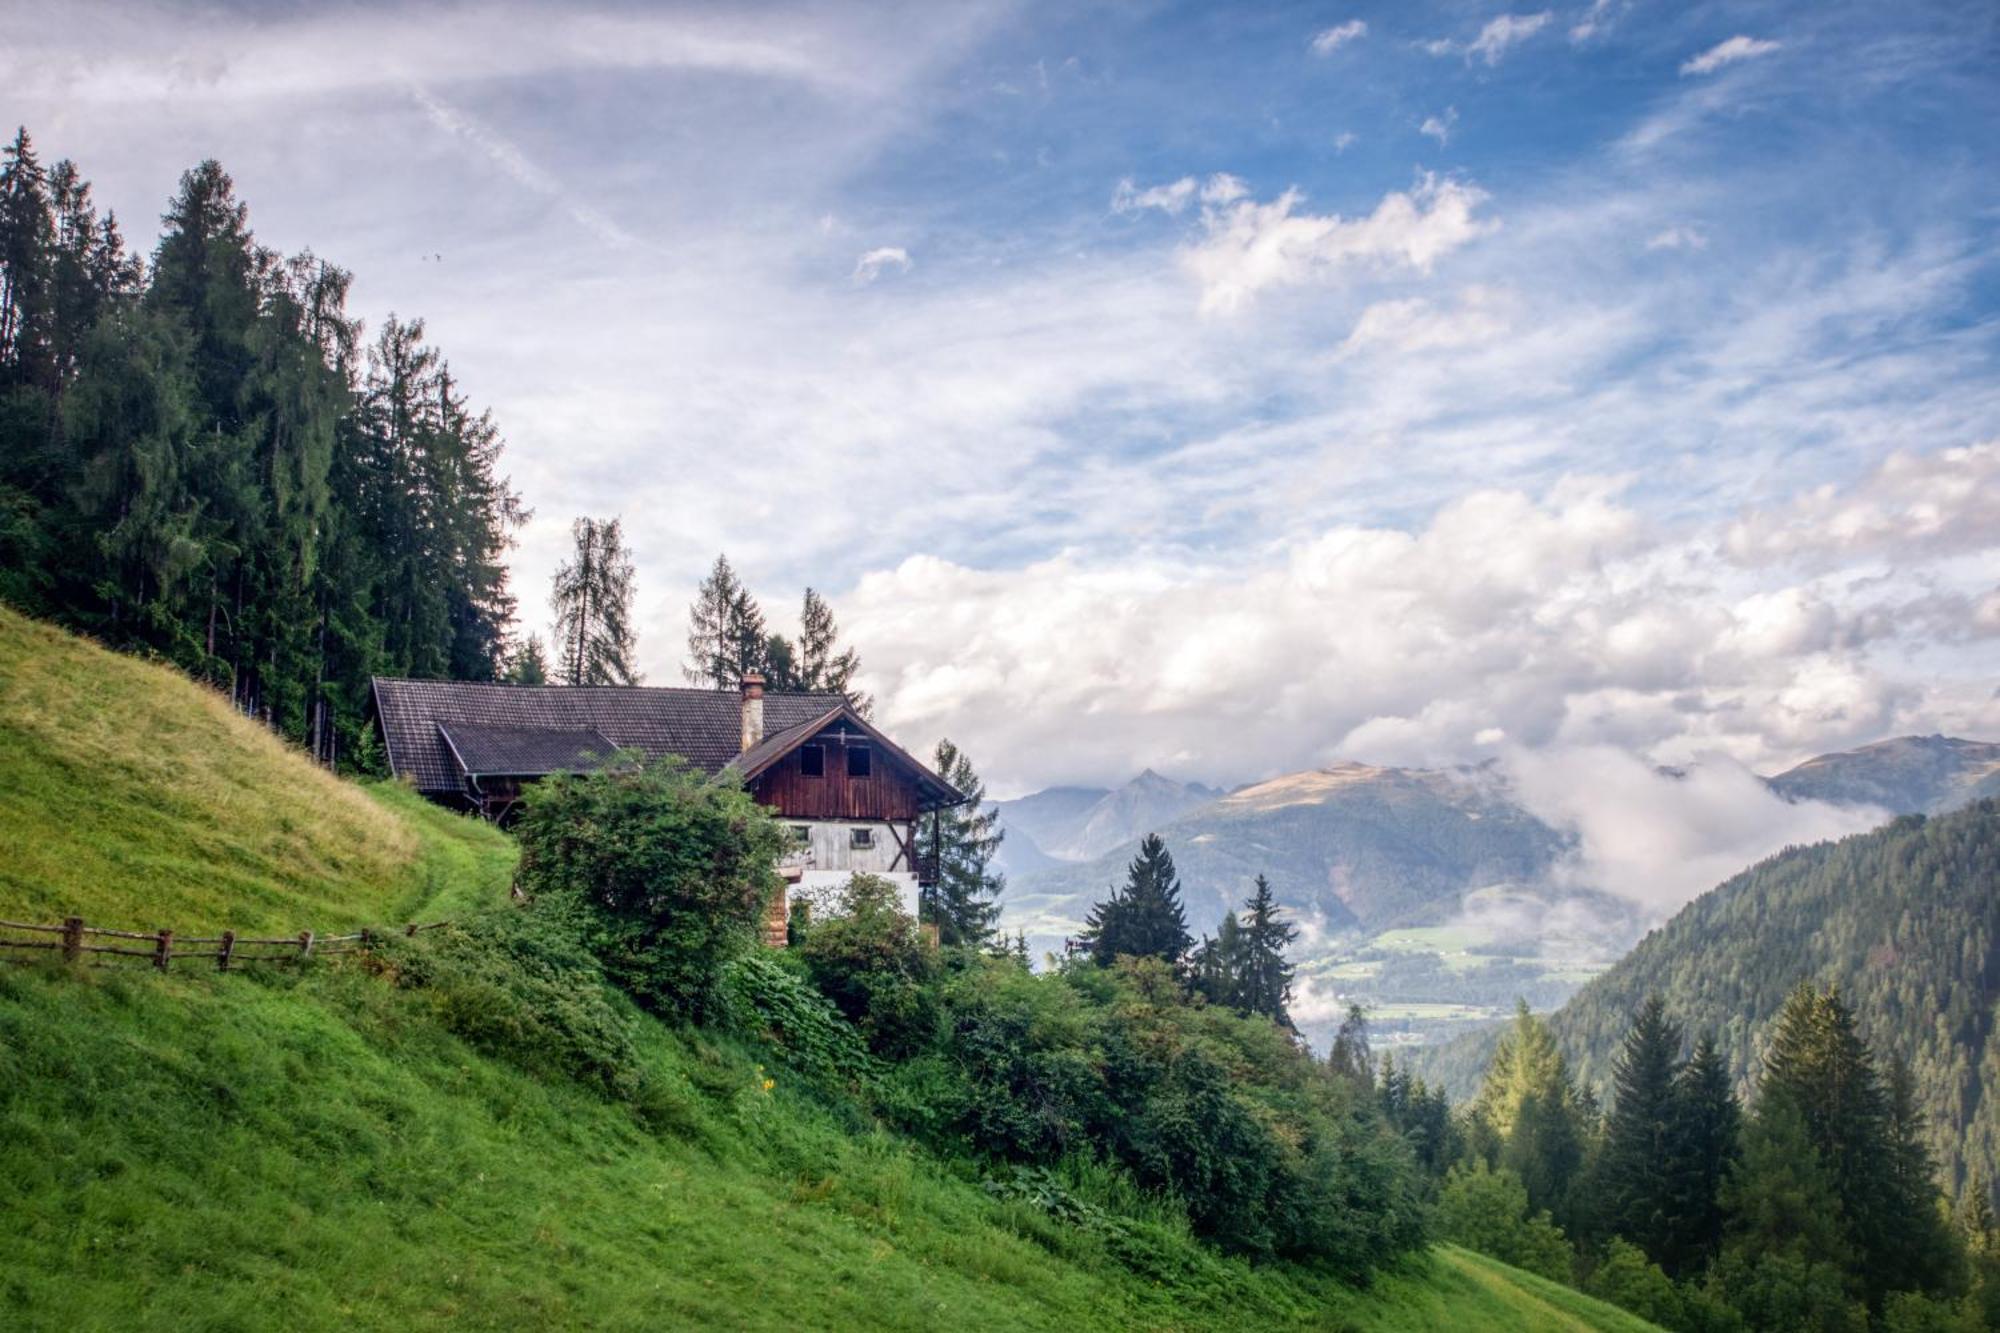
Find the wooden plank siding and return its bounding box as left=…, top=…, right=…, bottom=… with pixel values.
left=750, top=730, right=924, bottom=822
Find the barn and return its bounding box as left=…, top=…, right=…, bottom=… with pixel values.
left=370, top=673, right=963, bottom=930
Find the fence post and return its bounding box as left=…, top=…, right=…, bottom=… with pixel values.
left=218, top=930, right=235, bottom=972
left=154, top=929, right=173, bottom=972
left=298, top=930, right=315, bottom=960
left=62, top=916, right=83, bottom=965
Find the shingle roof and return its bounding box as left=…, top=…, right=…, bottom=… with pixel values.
left=438, top=721, right=621, bottom=779
left=372, top=678, right=847, bottom=794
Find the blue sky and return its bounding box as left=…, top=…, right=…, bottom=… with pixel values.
left=10, top=0, right=2000, bottom=795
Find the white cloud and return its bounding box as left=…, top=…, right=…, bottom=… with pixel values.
left=1681, top=35, right=1782, bottom=77
left=1570, top=0, right=1616, bottom=44
left=1334, top=131, right=1358, bottom=153
left=852, top=246, right=913, bottom=284
left=1420, top=107, right=1459, bottom=145
left=1503, top=746, right=1889, bottom=913
left=1424, top=12, right=1553, bottom=65
left=1645, top=225, right=1708, bottom=251
left=411, top=87, right=638, bottom=248
left=1724, top=442, right=2000, bottom=567
left=1112, top=176, right=1197, bottom=214
left=1339, top=286, right=1512, bottom=355
left=1179, top=173, right=1495, bottom=313
left=1310, top=20, right=1368, bottom=56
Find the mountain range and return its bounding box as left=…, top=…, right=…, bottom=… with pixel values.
left=996, top=736, right=2000, bottom=955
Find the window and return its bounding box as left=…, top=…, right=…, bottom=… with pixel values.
left=846, top=745, right=872, bottom=778
left=789, top=825, right=810, bottom=845
left=799, top=744, right=824, bottom=777
left=850, top=826, right=874, bottom=849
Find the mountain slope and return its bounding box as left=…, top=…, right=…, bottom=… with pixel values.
left=1418, top=800, right=2000, bottom=1197
left=995, top=771, right=1218, bottom=870
left=1010, top=763, right=1570, bottom=942
left=1768, top=734, right=2000, bottom=815
left=0, top=611, right=1660, bottom=1331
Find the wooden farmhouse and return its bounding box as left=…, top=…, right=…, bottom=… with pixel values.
left=371, top=673, right=963, bottom=936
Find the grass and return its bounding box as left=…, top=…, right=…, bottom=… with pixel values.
left=0, top=608, right=1660, bottom=1331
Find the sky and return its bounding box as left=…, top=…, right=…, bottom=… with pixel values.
left=10, top=0, right=1999, bottom=797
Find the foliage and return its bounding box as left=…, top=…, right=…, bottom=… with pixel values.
left=512, top=757, right=784, bottom=1017
left=1601, top=997, right=1683, bottom=1262
left=1587, top=1239, right=1685, bottom=1330
left=1434, top=1160, right=1573, bottom=1283
left=718, top=950, right=877, bottom=1088
left=1078, top=833, right=1194, bottom=966
left=794, top=872, right=940, bottom=1058
left=549, top=515, right=638, bottom=685
left=921, top=737, right=1005, bottom=946
left=1428, top=801, right=2000, bottom=1203
left=684, top=552, right=763, bottom=689
left=1, top=134, right=524, bottom=766
left=1468, top=1002, right=1589, bottom=1233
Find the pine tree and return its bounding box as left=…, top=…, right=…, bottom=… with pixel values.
left=920, top=738, right=1005, bottom=946
left=1473, top=1001, right=1587, bottom=1229
left=685, top=553, right=766, bottom=688
left=0, top=128, right=54, bottom=386
left=551, top=517, right=638, bottom=686
left=505, top=635, right=549, bottom=685
left=1659, top=1033, right=1740, bottom=1276
left=1192, top=910, right=1247, bottom=1007
left=1601, top=996, right=1684, bottom=1264
left=798, top=586, right=868, bottom=713
left=1237, top=874, right=1299, bottom=1025
left=1879, top=1056, right=1958, bottom=1297
left=1077, top=833, right=1192, bottom=967
left=1329, top=1004, right=1373, bottom=1088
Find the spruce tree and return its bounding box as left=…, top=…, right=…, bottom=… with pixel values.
left=1660, top=1033, right=1739, bottom=1276
left=799, top=586, right=864, bottom=708
left=920, top=738, right=1005, bottom=946
left=685, top=553, right=767, bottom=688
left=1193, top=910, right=1247, bottom=1008
left=1329, top=1004, right=1373, bottom=1088
left=1601, top=996, right=1683, bottom=1264
left=551, top=516, right=638, bottom=686
left=1077, top=833, right=1192, bottom=966
left=1473, top=1001, right=1587, bottom=1229
left=1237, top=874, right=1299, bottom=1025
left=506, top=635, right=549, bottom=685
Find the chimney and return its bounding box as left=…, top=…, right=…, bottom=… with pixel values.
left=740, top=672, right=766, bottom=752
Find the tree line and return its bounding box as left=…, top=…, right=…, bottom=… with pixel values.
left=1386, top=986, right=1997, bottom=1329
left=0, top=129, right=519, bottom=765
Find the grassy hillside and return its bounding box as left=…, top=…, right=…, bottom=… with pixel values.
left=1418, top=801, right=2000, bottom=1197
left=0, top=610, right=1658, bottom=1330
left=0, top=604, right=509, bottom=931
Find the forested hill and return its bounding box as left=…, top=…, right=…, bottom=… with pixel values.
left=1419, top=800, right=2000, bottom=1197
left=0, top=129, right=519, bottom=768
left=1768, top=734, right=2000, bottom=814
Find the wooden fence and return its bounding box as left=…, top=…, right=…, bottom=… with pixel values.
left=0, top=916, right=450, bottom=972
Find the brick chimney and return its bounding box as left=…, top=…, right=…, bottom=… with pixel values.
left=740, top=672, right=766, bottom=752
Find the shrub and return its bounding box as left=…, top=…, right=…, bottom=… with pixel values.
left=1588, top=1238, right=1684, bottom=1328
left=380, top=901, right=642, bottom=1100
left=1435, top=1160, right=1573, bottom=1282
left=719, top=951, right=876, bottom=1089
left=795, top=873, right=939, bottom=1058
left=512, top=757, right=785, bottom=1017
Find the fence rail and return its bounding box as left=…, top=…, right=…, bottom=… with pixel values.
left=0, top=916, right=450, bottom=972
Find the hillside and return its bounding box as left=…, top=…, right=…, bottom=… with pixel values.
left=995, top=771, right=1219, bottom=872
left=1417, top=800, right=2000, bottom=1197
left=0, top=610, right=1659, bottom=1331
left=1768, top=734, right=2000, bottom=814
left=1009, top=762, right=1572, bottom=941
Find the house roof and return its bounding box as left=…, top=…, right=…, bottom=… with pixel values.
left=371, top=678, right=963, bottom=809
left=437, top=721, right=620, bottom=779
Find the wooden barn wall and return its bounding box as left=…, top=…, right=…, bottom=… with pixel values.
left=751, top=733, right=922, bottom=821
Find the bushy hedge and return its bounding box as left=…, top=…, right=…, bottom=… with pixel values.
left=512, top=757, right=785, bottom=1017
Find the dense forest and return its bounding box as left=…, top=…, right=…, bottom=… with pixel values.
left=1418, top=800, right=2000, bottom=1202
left=0, top=128, right=522, bottom=765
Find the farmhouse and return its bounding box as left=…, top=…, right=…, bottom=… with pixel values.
left=371, top=673, right=963, bottom=932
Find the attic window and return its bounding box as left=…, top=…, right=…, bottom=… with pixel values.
left=799, top=744, right=824, bottom=777
left=847, top=745, right=872, bottom=778
left=850, top=826, right=874, bottom=849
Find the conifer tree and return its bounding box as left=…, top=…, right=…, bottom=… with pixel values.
left=551, top=517, right=638, bottom=686
left=1077, top=833, right=1192, bottom=967
left=1192, top=910, right=1246, bottom=1007
left=1473, top=1001, right=1587, bottom=1228
left=1329, top=1004, right=1373, bottom=1088
left=1660, top=1033, right=1739, bottom=1276
left=1237, top=874, right=1299, bottom=1025
left=799, top=586, right=863, bottom=704
left=684, top=553, right=767, bottom=688
left=1, top=128, right=54, bottom=385
left=920, top=737, right=1005, bottom=946
left=1602, top=996, right=1683, bottom=1264
left=506, top=635, right=549, bottom=685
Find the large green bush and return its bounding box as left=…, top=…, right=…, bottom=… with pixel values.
left=512, top=757, right=785, bottom=1017
left=795, top=872, right=940, bottom=1058
left=1434, top=1160, right=1573, bottom=1283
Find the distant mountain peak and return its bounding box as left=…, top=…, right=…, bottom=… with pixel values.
left=1768, top=733, right=2000, bottom=816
